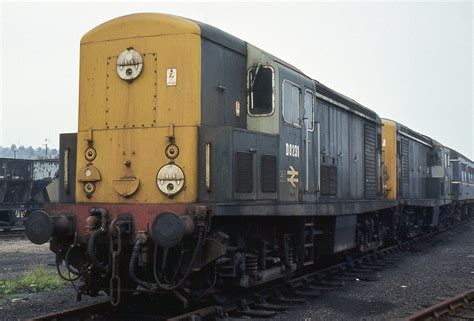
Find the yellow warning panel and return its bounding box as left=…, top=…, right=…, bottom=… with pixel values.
left=381, top=119, right=398, bottom=199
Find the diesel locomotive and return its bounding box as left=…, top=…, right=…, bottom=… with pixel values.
left=25, top=13, right=473, bottom=305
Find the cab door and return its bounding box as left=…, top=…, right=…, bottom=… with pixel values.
left=280, top=79, right=303, bottom=202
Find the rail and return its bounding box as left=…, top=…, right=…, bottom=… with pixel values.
left=0, top=226, right=25, bottom=240
left=406, top=289, right=474, bottom=321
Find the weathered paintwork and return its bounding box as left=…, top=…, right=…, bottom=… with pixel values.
left=32, top=13, right=474, bottom=303
left=77, top=14, right=201, bottom=204
left=53, top=11, right=473, bottom=244
left=72, top=12, right=392, bottom=217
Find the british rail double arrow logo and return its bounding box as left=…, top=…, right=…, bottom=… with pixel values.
left=287, top=166, right=299, bottom=187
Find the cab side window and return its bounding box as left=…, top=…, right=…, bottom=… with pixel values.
left=248, top=66, right=274, bottom=115
left=283, top=80, right=301, bottom=126
left=304, top=91, right=314, bottom=131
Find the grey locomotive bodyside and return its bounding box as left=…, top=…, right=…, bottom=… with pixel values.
left=449, top=149, right=474, bottom=201
left=195, top=24, right=393, bottom=219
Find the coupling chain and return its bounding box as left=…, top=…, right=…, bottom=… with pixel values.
left=109, top=224, right=121, bottom=306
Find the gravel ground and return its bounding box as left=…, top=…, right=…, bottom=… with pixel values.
left=0, top=238, right=53, bottom=279
left=0, top=222, right=473, bottom=321
left=0, top=239, right=107, bottom=321
left=275, top=222, right=474, bottom=321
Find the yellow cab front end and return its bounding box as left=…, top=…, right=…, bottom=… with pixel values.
left=77, top=14, right=201, bottom=206
left=51, top=14, right=204, bottom=240
left=381, top=119, right=398, bottom=200
left=23, top=14, right=210, bottom=300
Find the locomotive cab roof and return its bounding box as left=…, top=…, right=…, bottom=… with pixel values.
left=81, top=12, right=380, bottom=124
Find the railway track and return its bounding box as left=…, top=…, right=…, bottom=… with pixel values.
left=406, top=289, right=474, bottom=321
left=27, top=218, right=472, bottom=321
left=0, top=226, right=25, bottom=240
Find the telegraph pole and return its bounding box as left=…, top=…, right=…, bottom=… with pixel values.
left=44, top=138, right=48, bottom=159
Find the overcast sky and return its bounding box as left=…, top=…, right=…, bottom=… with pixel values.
left=1, top=1, right=472, bottom=158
